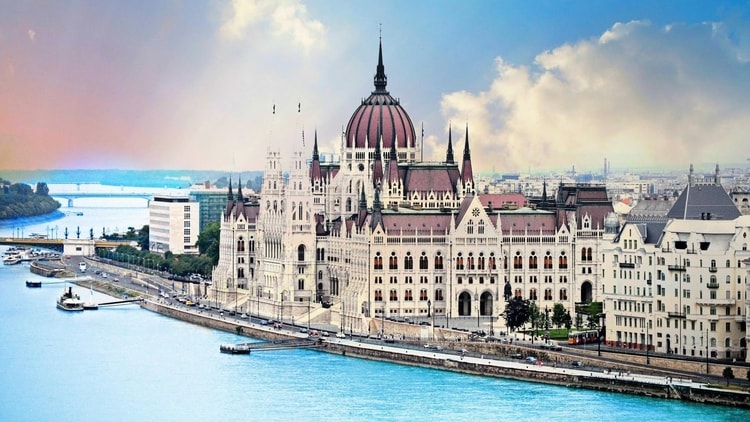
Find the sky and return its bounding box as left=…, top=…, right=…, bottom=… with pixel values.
left=1, top=0, right=749, bottom=175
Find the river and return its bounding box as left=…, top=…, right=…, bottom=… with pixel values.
left=0, top=184, right=747, bottom=421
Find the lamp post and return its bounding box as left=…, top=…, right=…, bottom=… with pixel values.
left=705, top=328, right=709, bottom=375
left=475, top=293, right=480, bottom=328
left=544, top=306, right=550, bottom=344
left=645, top=318, right=650, bottom=365
left=307, top=295, right=311, bottom=332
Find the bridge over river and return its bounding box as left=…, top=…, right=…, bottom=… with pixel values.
left=50, top=192, right=156, bottom=207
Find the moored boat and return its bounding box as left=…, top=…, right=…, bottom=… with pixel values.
left=25, top=280, right=42, bottom=288
left=57, top=286, right=84, bottom=311
left=219, top=344, right=251, bottom=354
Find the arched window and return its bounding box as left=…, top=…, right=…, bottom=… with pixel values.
left=298, top=279, right=304, bottom=290
left=404, top=253, right=413, bottom=270
left=559, top=288, right=568, bottom=301
left=529, top=288, right=537, bottom=301
left=478, top=253, right=485, bottom=270
left=466, top=220, right=474, bottom=234
left=389, top=252, right=398, bottom=270
left=544, top=251, right=553, bottom=269
left=297, top=245, right=305, bottom=261
left=434, top=252, right=443, bottom=270
left=237, top=238, right=245, bottom=252
left=374, top=252, right=383, bottom=270
left=467, top=253, right=475, bottom=270
left=419, top=253, right=429, bottom=270
left=435, top=289, right=444, bottom=301
left=559, top=252, right=568, bottom=269
left=389, top=289, right=398, bottom=301
left=456, top=253, right=464, bottom=270
left=375, top=289, right=383, bottom=301
left=529, top=252, right=537, bottom=269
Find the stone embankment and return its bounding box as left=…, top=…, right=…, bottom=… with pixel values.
left=138, top=299, right=750, bottom=409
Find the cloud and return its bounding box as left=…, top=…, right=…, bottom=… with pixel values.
left=440, top=20, right=750, bottom=173
left=27, top=29, right=35, bottom=42
left=220, top=0, right=325, bottom=52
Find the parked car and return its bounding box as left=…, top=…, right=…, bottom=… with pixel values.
left=571, top=360, right=583, bottom=367
left=336, top=332, right=346, bottom=338
left=525, top=357, right=537, bottom=364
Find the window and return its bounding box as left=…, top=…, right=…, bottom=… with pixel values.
left=544, top=288, right=552, bottom=301
left=389, top=252, right=398, bottom=270
left=558, top=252, right=568, bottom=269
left=374, top=289, right=383, bottom=301
left=434, top=252, right=444, bottom=270
left=374, top=253, right=383, bottom=270
left=419, top=289, right=428, bottom=301
left=528, top=252, right=537, bottom=269
left=559, top=288, right=568, bottom=301
left=389, top=289, right=398, bottom=301
left=404, top=253, right=413, bottom=270
left=404, top=289, right=413, bottom=301
left=435, top=289, right=444, bottom=301
left=514, top=252, right=523, bottom=269
left=529, top=288, right=537, bottom=301
left=297, top=245, right=305, bottom=261
left=456, top=253, right=464, bottom=270
left=419, top=253, right=429, bottom=270
left=543, top=252, right=553, bottom=269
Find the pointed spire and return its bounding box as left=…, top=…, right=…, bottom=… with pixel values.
left=372, top=127, right=383, bottom=187
left=227, top=176, right=233, bottom=201
left=311, top=130, right=322, bottom=182
left=236, top=176, right=243, bottom=201
left=225, top=176, right=235, bottom=217
left=446, top=123, right=455, bottom=164
left=359, top=185, right=367, bottom=209
left=373, top=35, right=388, bottom=93
left=370, top=185, right=383, bottom=230
left=542, top=179, right=548, bottom=204
left=461, top=123, right=474, bottom=185
left=388, top=135, right=399, bottom=184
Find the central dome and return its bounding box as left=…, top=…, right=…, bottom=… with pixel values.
left=344, top=42, right=416, bottom=150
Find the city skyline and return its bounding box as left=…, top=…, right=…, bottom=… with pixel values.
left=1, top=0, right=749, bottom=173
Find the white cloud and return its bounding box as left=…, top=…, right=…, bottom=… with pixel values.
left=220, top=0, right=325, bottom=52
left=440, top=20, right=750, bottom=173
left=27, top=29, right=35, bottom=42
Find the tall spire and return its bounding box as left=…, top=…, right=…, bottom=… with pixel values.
left=311, top=130, right=322, bottom=182
left=372, top=127, right=383, bottom=187
left=225, top=176, right=234, bottom=217
left=388, top=135, right=399, bottom=184
left=461, top=123, right=474, bottom=186
left=373, top=34, right=388, bottom=93
left=446, top=123, right=455, bottom=164
left=227, top=177, right=233, bottom=201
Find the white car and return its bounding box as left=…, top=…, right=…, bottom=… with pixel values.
left=335, top=332, right=346, bottom=339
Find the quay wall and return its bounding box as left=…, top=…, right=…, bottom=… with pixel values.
left=323, top=341, right=750, bottom=409
left=140, top=299, right=750, bottom=409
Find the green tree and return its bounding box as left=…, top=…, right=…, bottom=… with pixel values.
left=196, top=221, right=220, bottom=265
left=564, top=310, right=573, bottom=334
left=723, top=367, right=734, bottom=386
left=503, top=297, right=530, bottom=333
left=137, top=225, right=150, bottom=250
left=529, top=302, right=541, bottom=336
left=551, top=303, right=567, bottom=328
left=35, top=182, right=49, bottom=196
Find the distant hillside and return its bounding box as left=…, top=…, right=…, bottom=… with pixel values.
left=1, top=170, right=264, bottom=190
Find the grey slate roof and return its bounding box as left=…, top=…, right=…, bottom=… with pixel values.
left=666, top=184, right=741, bottom=221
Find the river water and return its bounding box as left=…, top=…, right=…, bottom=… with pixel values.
left=0, top=185, right=747, bottom=421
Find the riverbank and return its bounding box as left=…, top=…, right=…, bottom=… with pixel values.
left=139, top=298, right=750, bottom=409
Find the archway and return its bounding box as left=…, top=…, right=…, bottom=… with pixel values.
left=458, top=292, right=472, bottom=316
left=580, top=281, right=593, bottom=303
left=480, top=291, right=493, bottom=316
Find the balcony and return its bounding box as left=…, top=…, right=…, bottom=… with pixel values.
left=708, top=266, right=717, bottom=273
left=667, top=311, right=686, bottom=319
left=696, top=298, right=736, bottom=306
left=667, top=264, right=686, bottom=271
left=707, top=281, right=719, bottom=289
left=619, top=262, right=635, bottom=269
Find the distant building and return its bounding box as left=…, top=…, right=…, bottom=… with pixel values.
left=189, top=182, right=240, bottom=233
left=148, top=195, right=200, bottom=255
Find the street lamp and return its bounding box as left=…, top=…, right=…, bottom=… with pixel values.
left=645, top=319, right=650, bottom=365
left=427, top=299, right=431, bottom=318
left=544, top=306, right=550, bottom=344
left=475, top=293, right=480, bottom=328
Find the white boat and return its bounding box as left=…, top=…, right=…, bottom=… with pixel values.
left=57, top=286, right=84, bottom=312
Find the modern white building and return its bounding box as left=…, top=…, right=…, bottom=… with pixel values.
left=149, top=195, right=200, bottom=255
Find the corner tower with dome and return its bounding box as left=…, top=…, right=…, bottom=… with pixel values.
left=211, top=40, right=613, bottom=337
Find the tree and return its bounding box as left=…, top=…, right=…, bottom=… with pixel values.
left=503, top=297, right=530, bottom=333
left=722, top=367, right=734, bottom=386
left=563, top=310, right=573, bottom=334
left=196, top=221, right=220, bottom=265
left=137, top=225, right=150, bottom=250
left=551, top=303, right=567, bottom=328
left=529, top=302, right=541, bottom=336
left=35, top=182, right=49, bottom=196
